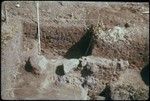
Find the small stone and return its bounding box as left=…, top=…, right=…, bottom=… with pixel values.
left=58, top=1, right=63, bottom=6
left=86, top=76, right=96, bottom=85
left=1, top=16, right=6, bottom=22
left=116, top=59, right=129, bottom=71
left=124, top=23, right=130, bottom=28
left=89, top=63, right=99, bottom=73
left=67, top=14, right=72, bottom=18
left=81, top=60, right=87, bottom=67
left=15, top=3, right=20, bottom=8
left=86, top=63, right=91, bottom=70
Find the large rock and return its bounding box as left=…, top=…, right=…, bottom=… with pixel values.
left=29, top=55, right=49, bottom=74
left=63, top=59, right=79, bottom=74
left=80, top=56, right=129, bottom=70
left=95, top=26, right=127, bottom=44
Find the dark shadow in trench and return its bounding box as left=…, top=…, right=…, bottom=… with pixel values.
left=64, top=25, right=94, bottom=59
left=55, top=65, right=65, bottom=76
left=99, top=84, right=112, bottom=100
left=81, top=66, right=93, bottom=77
left=140, top=64, right=149, bottom=86
left=25, top=57, right=33, bottom=72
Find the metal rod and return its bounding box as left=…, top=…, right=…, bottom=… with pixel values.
left=37, top=1, right=41, bottom=54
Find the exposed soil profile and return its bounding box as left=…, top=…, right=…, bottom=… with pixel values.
left=23, top=20, right=149, bottom=69
left=1, top=1, right=149, bottom=100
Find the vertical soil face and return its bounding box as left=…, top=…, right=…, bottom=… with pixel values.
left=23, top=22, right=94, bottom=58
left=23, top=21, right=148, bottom=69
left=23, top=22, right=86, bottom=57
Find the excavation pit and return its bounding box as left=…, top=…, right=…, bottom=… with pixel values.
left=23, top=20, right=148, bottom=69
left=23, top=22, right=94, bottom=59
left=1, top=2, right=149, bottom=100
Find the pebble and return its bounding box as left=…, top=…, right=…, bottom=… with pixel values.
left=16, top=3, right=20, bottom=8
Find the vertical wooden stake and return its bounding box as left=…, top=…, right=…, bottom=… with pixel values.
left=37, top=1, right=41, bottom=55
